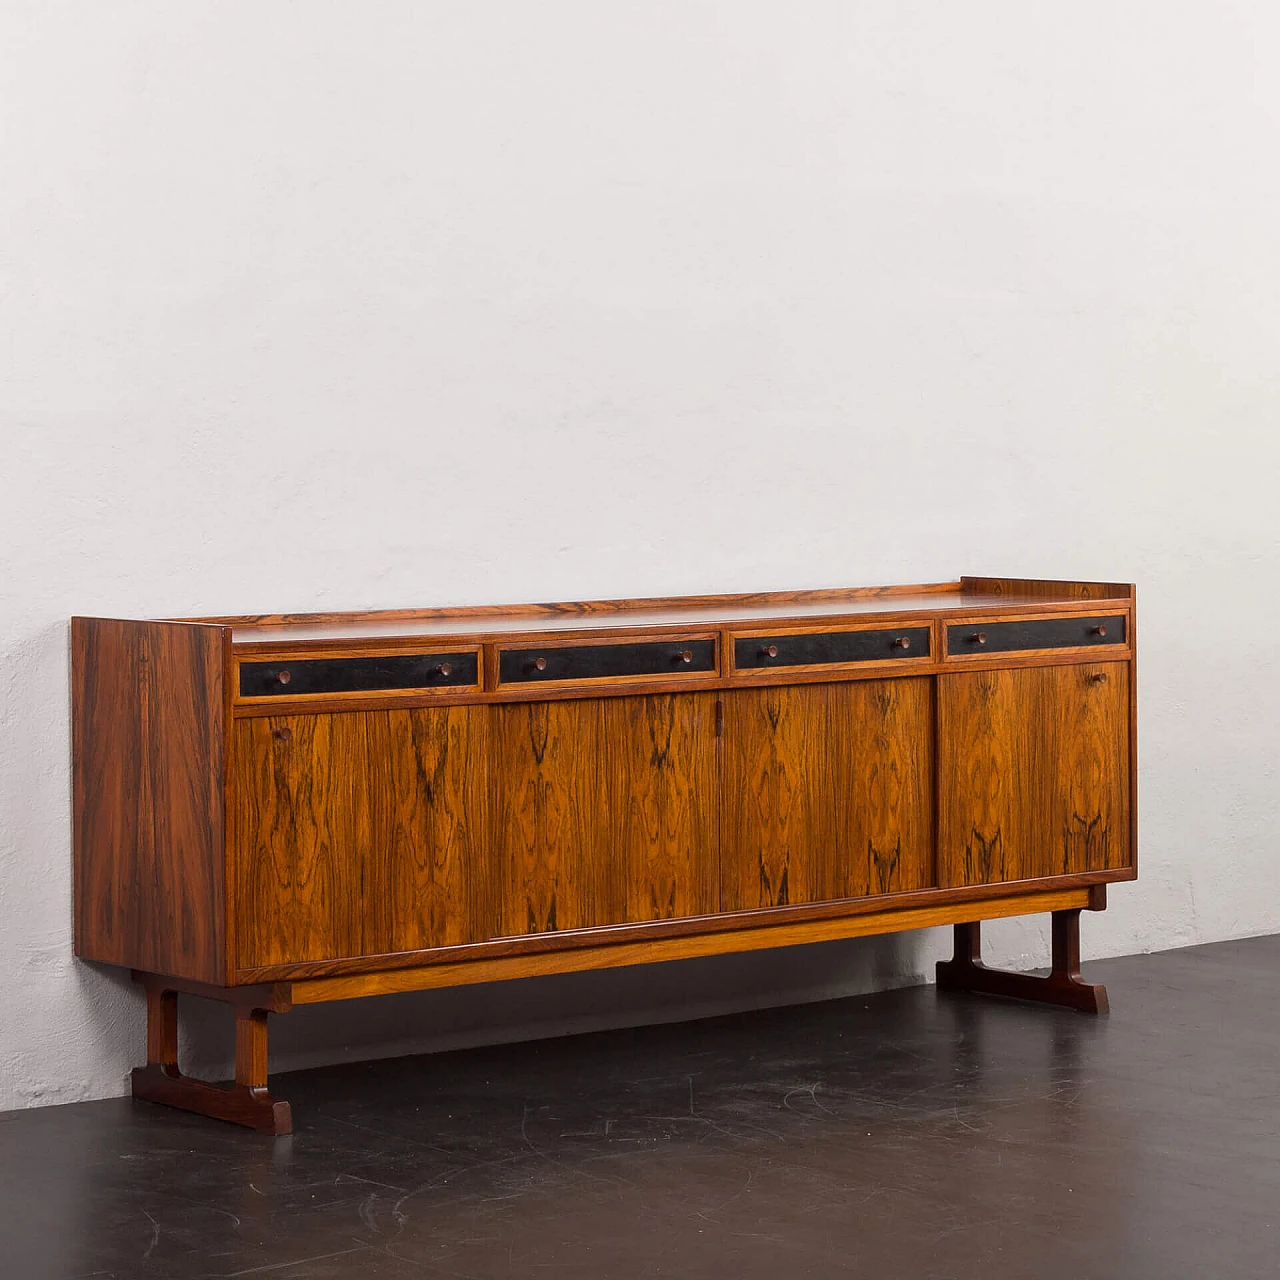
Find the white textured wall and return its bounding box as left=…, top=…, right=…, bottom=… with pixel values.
left=3, top=2, right=1278, bottom=1111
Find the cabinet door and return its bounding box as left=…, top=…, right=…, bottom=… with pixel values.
left=937, top=662, right=1130, bottom=888
left=721, top=679, right=935, bottom=911
left=232, top=706, right=494, bottom=969
left=492, top=693, right=718, bottom=936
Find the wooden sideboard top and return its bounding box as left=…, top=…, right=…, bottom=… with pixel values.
left=179, top=576, right=1135, bottom=648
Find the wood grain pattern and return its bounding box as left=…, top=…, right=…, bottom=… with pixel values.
left=234, top=867, right=1134, bottom=981
left=234, top=1009, right=270, bottom=1089
left=720, top=679, right=934, bottom=911
left=194, top=581, right=964, bottom=633
left=604, top=695, right=718, bottom=922
left=492, top=694, right=718, bottom=936
left=288, top=887, right=1095, bottom=1005
left=960, top=576, right=1133, bottom=601
left=145, top=987, right=179, bottom=1067
left=492, top=700, right=608, bottom=934
left=72, top=617, right=228, bottom=983
left=232, top=714, right=357, bottom=967
left=219, top=594, right=1127, bottom=648
left=200, top=575, right=1131, bottom=641
left=937, top=663, right=1131, bottom=888
left=831, top=678, right=935, bottom=896
left=76, top=579, right=1136, bottom=997
left=721, top=685, right=828, bottom=910
left=230, top=706, right=492, bottom=968
left=78, top=579, right=1139, bottom=1135
left=379, top=708, right=497, bottom=950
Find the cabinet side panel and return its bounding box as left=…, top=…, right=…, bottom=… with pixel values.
left=72, top=618, right=226, bottom=982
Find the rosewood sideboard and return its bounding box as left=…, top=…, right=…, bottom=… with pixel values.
left=72, top=575, right=1136, bottom=1134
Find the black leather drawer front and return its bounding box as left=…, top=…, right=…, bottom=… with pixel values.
left=240, top=652, right=477, bottom=698
left=500, top=639, right=716, bottom=684
left=735, top=626, right=931, bottom=671
left=947, top=614, right=1127, bottom=657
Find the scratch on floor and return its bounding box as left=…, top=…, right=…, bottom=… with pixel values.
left=357, top=1236, right=486, bottom=1278
left=336, top=1172, right=408, bottom=1194
left=391, top=1153, right=526, bottom=1221
left=782, top=1084, right=835, bottom=1116
left=636, top=1110, right=786, bottom=1145
left=141, top=1210, right=160, bottom=1261
left=695, top=1165, right=757, bottom=1223
left=222, top=1244, right=371, bottom=1277
left=519, top=1103, right=627, bottom=1191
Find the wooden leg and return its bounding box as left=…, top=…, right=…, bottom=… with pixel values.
left=936, top=909, right=1109, bottom=1014
left=145, top=986, right=179, bottom=1067
left=236, top=1008, right=270, bottom=1090
left=131, top=981, right=293, bottom=1136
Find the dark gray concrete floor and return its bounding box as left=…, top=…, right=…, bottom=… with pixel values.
left=3, top=934, right=1278, bottom=1279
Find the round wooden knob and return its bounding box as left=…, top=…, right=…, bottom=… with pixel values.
left=276, top=670, right=292, bottom=685
left=532, top=657, right=547, bottom=672
left=675, top=650, right=693, bottom=664
left=436, top=662, right=452, bottom=678
left=1092, top=625, right=1108, bottom=637
left=972, top=633, right=987, bottom=646
left=1090, top=672, right=1108, bottom=684
left=761, top=644, right=779, bottom=659
left=892, top=636, right=911, bottom=650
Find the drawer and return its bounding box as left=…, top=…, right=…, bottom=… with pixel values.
left=239, top=651, right=478, bottom=698
left=498, top=638, right=716, bottom=685
left=946, top=614, right=1127, bottom=657
left=734, top=626, right=930, bottom=671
